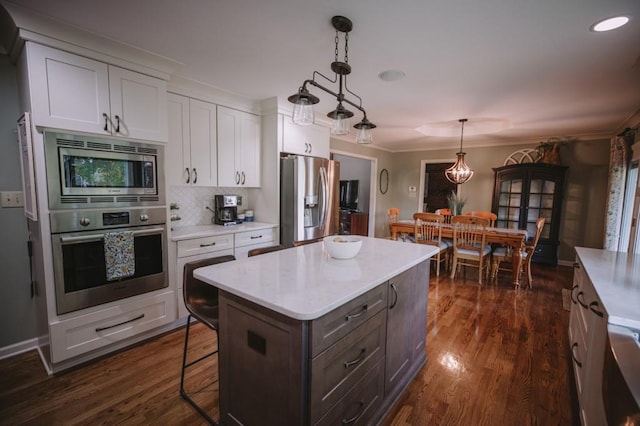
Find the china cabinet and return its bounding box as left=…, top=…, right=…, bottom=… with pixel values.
left=491, top=163, right=567, bottom=266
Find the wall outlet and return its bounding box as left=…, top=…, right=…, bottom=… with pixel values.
left=203, top=199, right=211, bottom=210
left=1, top=191, right=24, bottom=208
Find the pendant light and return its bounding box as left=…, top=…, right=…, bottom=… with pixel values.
left=288, top=16, right=376, bottom=143
left=445, top=119, right=474, bottom=184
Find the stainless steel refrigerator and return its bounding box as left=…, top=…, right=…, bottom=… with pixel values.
left=280, top=155, right=339, bottom=247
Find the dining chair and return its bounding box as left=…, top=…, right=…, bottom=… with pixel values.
left=464, top=211, right=497, bottom=227
left=413, top=212, right=450, bottom=276
left=180, top=254, right=236, bottom=424
left=293, top=237, right=324, bottom=247
left=434, top=208, right=453, bottom=224
left=248, top=244, right=286, bottom=256
left=388, top=207, right=409, bottom=241
left=450, top=215, right=491, bottom=284
left=492, top=217, right=545, bottom=288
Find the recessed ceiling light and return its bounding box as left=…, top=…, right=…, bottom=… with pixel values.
left=378, top=70, right=406, bottom=82
left=591, top=16, right=630, bottom=32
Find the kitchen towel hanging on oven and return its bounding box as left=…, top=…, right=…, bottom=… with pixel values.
left=104, top=231, right=136, bottom=281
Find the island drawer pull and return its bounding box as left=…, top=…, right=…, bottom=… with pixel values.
left=589, top=301, right=604, bottom=317
left=250, top=235, right=263, bottom=239
left=576, top=291, right=588, bottom=309
left=342, top=401, right=365, bottom=425
left=570, top=342, right=582, bottom=368
left=95, top=314, right=145, bottom=332
left=343, top=347, right=366, bottom=368
left=389, top=283, right=398, bottom=309
left=345, top=304, right=368, bottom=321
left=200, top=242, right=216, bottom=247
left=570, top=284, right=578, bottom=303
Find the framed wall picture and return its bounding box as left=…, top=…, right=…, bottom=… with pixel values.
left=18, top=112, right=38, bottom=221
left=379, top=168, right=389, bottom=194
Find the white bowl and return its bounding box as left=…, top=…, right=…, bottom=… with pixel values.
left=324, top=236, right=363, bottom=259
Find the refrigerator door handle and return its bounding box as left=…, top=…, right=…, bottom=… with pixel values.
left=319, top=165, right=329, bottom=234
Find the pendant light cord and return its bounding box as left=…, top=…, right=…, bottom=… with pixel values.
left=459, top=118, right=467, bottom=153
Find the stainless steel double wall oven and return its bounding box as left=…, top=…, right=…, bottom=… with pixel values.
left=45, top=132, right=168, bottom=314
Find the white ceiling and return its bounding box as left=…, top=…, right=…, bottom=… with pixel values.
left=5, top=0, right=640, bottom=151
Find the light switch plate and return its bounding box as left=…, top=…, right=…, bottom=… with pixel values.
left=1, top=191, right=24, bottom=208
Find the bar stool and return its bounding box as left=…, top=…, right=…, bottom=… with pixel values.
left=180, top=254, right=235, bottom=425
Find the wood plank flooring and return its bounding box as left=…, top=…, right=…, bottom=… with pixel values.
left=0, top=264, right=577, bottom=425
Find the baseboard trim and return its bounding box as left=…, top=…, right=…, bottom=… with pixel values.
left=0, top=337, right=39, bottom=361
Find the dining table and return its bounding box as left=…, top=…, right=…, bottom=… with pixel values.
left=390, top=220, right=528, bottom=288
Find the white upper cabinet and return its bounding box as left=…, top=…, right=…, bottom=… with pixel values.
left=167, top=94, right=217, bottom=186
left=26, top=42, right=168, bottom=142
left=281, top=116, right=330, bottom=159
left=217, top=105, right=261, bottom=187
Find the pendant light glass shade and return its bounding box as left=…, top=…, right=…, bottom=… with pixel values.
left=445, top=119, right=474, bottom=184
left=354, top=117, right=376, bottom=144
left=291, top=98, right=315, bottom=125
left=331, top=116, right=350, bottom=135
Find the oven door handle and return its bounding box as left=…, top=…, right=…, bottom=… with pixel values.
left=59, top=227, right=165, bottom=243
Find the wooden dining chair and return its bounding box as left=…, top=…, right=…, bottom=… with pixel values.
left=413, top=212, right=450, bottom=276
left=464, top=211, right=497, bottom=227
left=450, top=215, right=491, bottom=284
left=292, top=237, right=324, bottom=247
left=492, top=217, right=545, bottom=288
left=434, top=208, right=452, bottom=224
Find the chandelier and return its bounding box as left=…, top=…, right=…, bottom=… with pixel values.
left=445, top=119, right=474, bottom=184
left=288, top=16, right=376, bottom=144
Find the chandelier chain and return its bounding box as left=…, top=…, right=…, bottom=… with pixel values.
left=335, top=30, right=339, bottom=63
left=345, top=32, right=349, bottom=63
left=459, top=119, right=465, bottom=152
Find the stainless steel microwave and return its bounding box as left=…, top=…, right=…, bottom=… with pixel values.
left=45, top=132, right=165, bottom=209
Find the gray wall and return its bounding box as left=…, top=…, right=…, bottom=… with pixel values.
left=0, top=54, right=36, bottom=348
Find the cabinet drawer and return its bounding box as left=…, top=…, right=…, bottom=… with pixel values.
left=310, top=310, right=386, bottom=424
left=234, top=228, right=276, bottom=248
left=310, top=283, right=387, bottom=357
left=314, top=359, right=384, bottom=426
left=50, top=290, right=176, bottom=362
left=177, top=234, right=234, bottom=257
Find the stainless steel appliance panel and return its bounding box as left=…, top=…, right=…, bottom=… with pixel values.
left=280, top=155, right=339, bottom=247
left=603, top=324, right=640, bottom=425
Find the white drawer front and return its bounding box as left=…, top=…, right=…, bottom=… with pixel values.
left=50, top=291, right=176, bottom=362
left=177, top=234, right=234, bottom=257
left=235, top=228, right=276, bottom=248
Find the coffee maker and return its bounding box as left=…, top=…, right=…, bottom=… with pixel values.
left=214, top=195, right=239, bottom=226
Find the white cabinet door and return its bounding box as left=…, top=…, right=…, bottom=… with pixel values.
left=27, top=42, right=111, bottom=135
left=189, top=99, right=218, bottom=186
left=281, top=116, right=330, bottom=159
left=26, top=42, right=168, bottom=142
left=108, top=66, right=168, bottom=142
left=217, top=106, right=261, bottom=187
left=167, top=94, right=191, bottom=185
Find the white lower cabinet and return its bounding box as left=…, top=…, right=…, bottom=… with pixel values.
left=49, top=290, right=176, bottom=363
left=234, top=227, right=277, bottom=258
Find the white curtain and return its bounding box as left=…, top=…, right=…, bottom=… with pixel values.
left=603, top=131, right=634, bottom=250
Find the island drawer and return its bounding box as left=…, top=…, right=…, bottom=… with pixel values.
left=176, top=234, right=234, bottom=258
left=309, top=310, right=386, bottom=423
left=310, top=283, right=387, bottom=357
left=314, top=358, right=384, bottom=426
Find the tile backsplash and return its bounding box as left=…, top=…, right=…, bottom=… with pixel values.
left=169, top=186, right=251, bottom=227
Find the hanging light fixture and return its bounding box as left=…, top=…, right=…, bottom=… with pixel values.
left=288, top=16, right=376, bottom=144
left=445, top=119, right=474, bottom=184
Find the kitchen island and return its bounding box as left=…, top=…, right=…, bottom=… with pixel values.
left=194, top=237, right=438, bottom=425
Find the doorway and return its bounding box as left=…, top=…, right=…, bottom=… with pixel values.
left=331, top=151, right=377, bottom=236
left=417, top=160, right=457, bottom=212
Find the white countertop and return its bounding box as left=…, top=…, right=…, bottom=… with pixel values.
left=194, top=237, right=439, bottom=320
left=171, top=222, right=277, bottom=241
left=575, top=247, right=640, bottom=329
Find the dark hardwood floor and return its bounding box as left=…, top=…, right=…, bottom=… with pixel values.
left=0, top=264, right=577, bottom=425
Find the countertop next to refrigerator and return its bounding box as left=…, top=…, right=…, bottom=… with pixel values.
left=575, top=247, right=640, bottom=330
left=171, top=222, right=277, bottom=241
